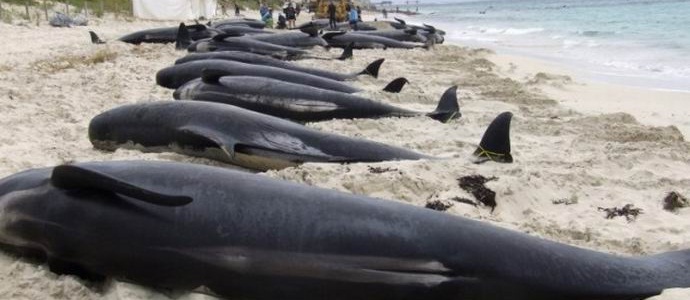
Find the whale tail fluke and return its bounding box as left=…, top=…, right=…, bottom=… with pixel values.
left=175, top=23, right=192, bottom=50
left=89, top=31, right=105, bottom=44
left=427, top=86, right=460, bottom=123
left=382, top=77, right=408, bottom=93
left=338, top=42, right=354, bottom=60
left=473, top=112, right=513, bottom=164
left=359, top=58, right=384, bottom=78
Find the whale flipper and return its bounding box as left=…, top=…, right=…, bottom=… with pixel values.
left=175, top=23, right=192, bottom=50
left=473, top=112, right=513, bottom=163
left=51, top=165, right=193, bottom=206
left=359, top=58, right=384, bottom=78
left=89, top=31, right=105, bottom=44
left=382, top=77, right=408, bottom=93
left=177, top=125, right=237, bottom=159
left=427, top=86, right=460, bottom=123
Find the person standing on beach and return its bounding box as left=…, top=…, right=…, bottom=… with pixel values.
left=348, top=6, right=358, bottom=31
left=356, top=6, right=362, bottom=22
left=259, top=2, right=268, bottom=19
left=285, top=3, right=296, bottom=29
left=234, top=2, right=241, bottom=16
left=262, top=8, right=274, bottom=28
left=328, top=0, right=337, bottom=29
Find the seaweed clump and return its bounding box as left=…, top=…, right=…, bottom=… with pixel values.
left=663, top=191, right=689, bottom=212
left=367, top=166, right=399, bottom=174
left=425, top=200, right=454, bottom=212
left=598, top=204, right=643, bottom=222
left=457, top=175, right=498, bottom=211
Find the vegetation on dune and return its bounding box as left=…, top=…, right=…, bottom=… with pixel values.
left=1, top=0, right=288, bottom=19
left=1, top=0, right=132, bottom=18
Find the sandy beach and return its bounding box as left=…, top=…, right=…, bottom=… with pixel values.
left=0, top=6, right=689, bottom=300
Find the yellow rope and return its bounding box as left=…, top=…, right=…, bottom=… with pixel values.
left=476, top=145, right=505, bottom=162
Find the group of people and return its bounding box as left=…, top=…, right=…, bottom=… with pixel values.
left=260, top=1, right=301, bottom=29
left=327, top=1, right=362, bottom=31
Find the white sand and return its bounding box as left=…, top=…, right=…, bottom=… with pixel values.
left=0, top=8, right=689, bottom=300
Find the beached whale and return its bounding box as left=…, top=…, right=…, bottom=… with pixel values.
left=89, top=23, right=200, bottom=49
left=214, top=24, right=274, bottom=35
left=173, top=73, right=456, bottom=123
left=187, top=34, right=310, bottom=58
left=1, top=160, right=689, bottom=300
left=174, top=51, right=384, bottom=81
left=117, top=23, right=219, bottom=45
left=210, top=18, right=266, bottom=29
left=392, top=18, right=445, bottom=44
left=356, top=28, right=428, bottom=43
left=322, top=31, right=425, bottom=49
left=156, top=59, right=362, bottom=93
left=88, top=101, right=432, bottom=170
left=247, top=26, right=329, bottom=48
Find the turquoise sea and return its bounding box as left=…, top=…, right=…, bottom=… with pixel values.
left=402, top=0, right=690, bottom=91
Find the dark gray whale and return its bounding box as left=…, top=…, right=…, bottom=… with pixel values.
left=173, top=73, right=459, bottom=123
left=174, top=51, right=384, bottom=81
left=187, top=34, right=309, bottom=58
left=214, top=24, right=274, bottom=35
left=1, top=160, right=689, bottom=300
left=156, top=59, right=362, bottom=93
left=250, top=32, right=329, bottom=48
left=117, top=23, right=219, bottom=45
left=210, top=18, right=266, bottom=29
left=323, top=31, right=425, bottom=49
left=88, top=101, right=430, bottom=170
left=356, top=28, right=428, bottom=43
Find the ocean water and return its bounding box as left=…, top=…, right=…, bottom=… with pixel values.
left=404, top=0, right=690, bottom=91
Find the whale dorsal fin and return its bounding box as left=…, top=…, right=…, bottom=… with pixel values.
left=473, top=112, right=513, bottom=163
left=426, top=86, right=460, bottom=123
left=423, top=24, right=436, bottom=34
left=382, top=77, right=408, bottom=93
left=201, top=68, right=231, bottom=84
left=360, top=58, right=384, bottom=78
left=177, top=125, right=236, bottom=159
left=175, top=23, right=192, bottom=50
left=51, top=165, right=193, bottom=206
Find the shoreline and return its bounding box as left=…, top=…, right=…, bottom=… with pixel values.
left=366, top=11, right=690, bottom=139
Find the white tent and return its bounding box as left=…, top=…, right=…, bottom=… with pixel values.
left=132, top=0, right=217, bottom=20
